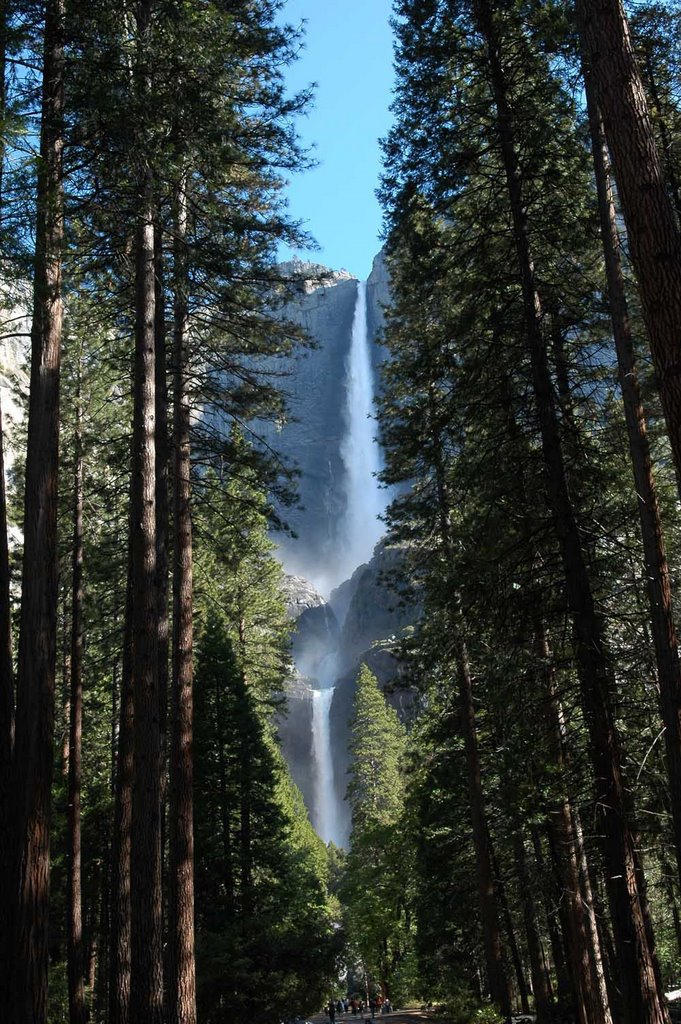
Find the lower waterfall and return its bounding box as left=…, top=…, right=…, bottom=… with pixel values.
left=311, top=687, right=339, bottom=845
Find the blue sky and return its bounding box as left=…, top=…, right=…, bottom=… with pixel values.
left=278, top=0, right=395, bottom=280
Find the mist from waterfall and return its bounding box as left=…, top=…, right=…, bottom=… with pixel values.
left=339, top=279, right=386, bottom=574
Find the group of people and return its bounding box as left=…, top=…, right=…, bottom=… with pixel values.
left=327, top=996, right=393, bottom=1021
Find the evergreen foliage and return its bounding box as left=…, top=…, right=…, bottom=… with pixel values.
left=342, top=666, right=414, bottom=1002
left=193, top=612, right=339, bottom=1024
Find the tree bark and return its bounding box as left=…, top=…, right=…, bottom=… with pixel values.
left=128, top=0, right=163, bottom=1015
left=575, top=0, right=681, bottom=500
left=67, top=387, right=86, bottom=1024
left=168, top=174, right=197, bottom=1024
left=129, top=177, right=163, bottom=1022
left=585, top=75, right=681, bottom=901
left=154, top=219, right=169, bottom=849
left=472, top=3, right=670, bottom=1019
left=11, top=1, right=65, bottom=1018
left=0, top=5, right=14, bottom=969
left=108, top=568, right=134, bottom=1024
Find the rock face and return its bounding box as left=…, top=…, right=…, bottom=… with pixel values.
left=331, top=541, right=417, bottom=676
left=265, top=255, right=390, bottom=594
left=281, top=573, right=340, bottom=679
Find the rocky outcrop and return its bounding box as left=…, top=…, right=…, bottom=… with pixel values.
left=282, top=574, right=340, bottom=679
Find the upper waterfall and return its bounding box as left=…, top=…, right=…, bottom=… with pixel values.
left=339, top=279, right=386, bottom=579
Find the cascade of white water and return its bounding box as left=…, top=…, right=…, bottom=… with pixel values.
left=311, top=687, right=338, bottom=845
left=339, top=279, right=386, bottom=571
left=308, top=276, right=387, bottom=848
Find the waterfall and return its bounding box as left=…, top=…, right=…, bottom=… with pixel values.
left=339, top=279, right=385, bottom=572
left=311, top=687, right=338, bottom=845
left=306, top=276, right=387, bottom=848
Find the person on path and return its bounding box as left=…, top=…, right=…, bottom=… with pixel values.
left=329, top=1001, right=336, bottom=1024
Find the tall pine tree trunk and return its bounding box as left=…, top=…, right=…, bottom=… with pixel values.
left=471, top=3, right=669, bottom=1020
left=168, top=174, right=197, bottom=1024
left=129, top=175, right=163, bottom=1021
left=67, top=387, right=86, bottom=1024
left=0, top=77, right=13, bottom=984
left=0, top=4, right=14, bottom=988
left=108, top=569, right=134, bottom=1024
left=12, top=1, right=65, bottom=1018
left=575, top=0, right=681, bottom=496
left=585, top=75, right=681, bottom=900
left=154, top=220, right=169, bottom=859
left=128, top=0, right=163, bottom=1015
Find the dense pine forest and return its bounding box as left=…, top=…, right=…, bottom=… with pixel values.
left=5, top=0, right=681, bottom=1023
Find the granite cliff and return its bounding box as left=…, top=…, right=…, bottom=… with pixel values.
left=266, top=252, right=391, bottom=594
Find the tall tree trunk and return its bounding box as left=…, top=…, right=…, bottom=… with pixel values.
left=168, top=174, right=197, bottom=1024
left=0, top=2, right=14, bottom=961
left=472, top=3, right=669, bottom=1019
left=67, top=387, right=86, bottom=1024
left=11, top=1, right=65, bottom=1018
left=572, top=805, right=614, bottom=1022
left=585, top=76, right=681, bottom=900
left=129, top=176, right=163, bottom=1021
left=575, top=0, right=681, bottom=498
left=128, top=0, right=163, bottom=1013
left=154, top=220, right=169, bottom=862
left=108, top=569, right=134, bottom=1024
left=0, top=393, right=14, bottom=1002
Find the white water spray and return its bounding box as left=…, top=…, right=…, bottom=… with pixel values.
left=339, top=280, right=386, bottom=571
left=311, top=687, right=338, bottom=844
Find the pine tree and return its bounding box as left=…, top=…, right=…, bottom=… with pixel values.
left=343, top=666, right=412, bottom=1000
